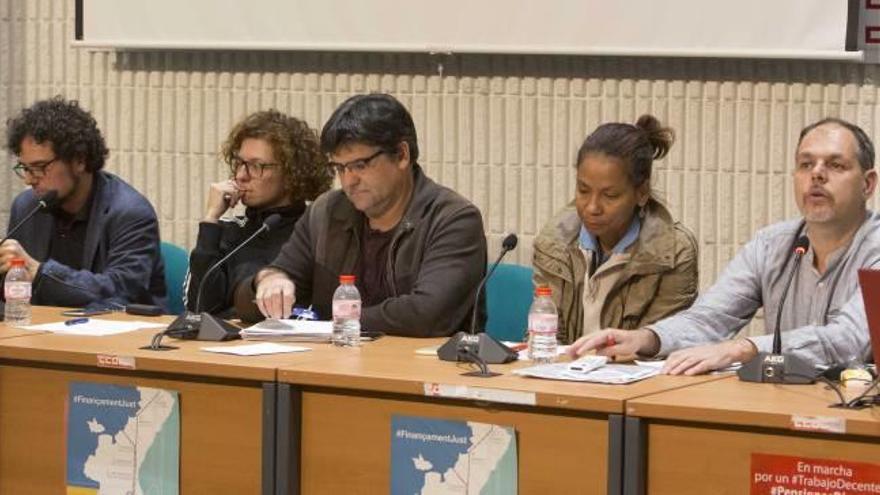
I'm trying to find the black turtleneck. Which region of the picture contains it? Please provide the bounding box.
[184,201,305,317]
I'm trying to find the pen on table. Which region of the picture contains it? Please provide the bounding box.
[65,318,89,326]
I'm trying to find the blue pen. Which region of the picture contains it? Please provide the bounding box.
[65,317,89,326]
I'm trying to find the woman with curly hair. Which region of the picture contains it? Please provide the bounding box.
[184,110,331,317]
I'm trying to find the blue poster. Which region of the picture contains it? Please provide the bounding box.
[67,381,180,494]
[391,415,517,494]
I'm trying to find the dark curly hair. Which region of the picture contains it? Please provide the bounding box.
[6,96,109,172]
[222,110,332,202]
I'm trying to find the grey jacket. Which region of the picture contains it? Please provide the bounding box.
[651,211,880,366]
[236,164,487,337]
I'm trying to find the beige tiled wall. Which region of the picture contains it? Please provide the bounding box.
[3,0,880,310]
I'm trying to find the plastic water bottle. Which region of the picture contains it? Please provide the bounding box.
[528,286,558,363]
[332,274,362,347]
[4,258,32,327]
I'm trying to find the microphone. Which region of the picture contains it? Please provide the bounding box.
[738,235,815,384]
[469,233,517,334]
[0,190,59,321]
[147,214,283,350]
[772,236,809,354]
[0,190,59,246]
[195,213,283,313]
[437,233,519,374]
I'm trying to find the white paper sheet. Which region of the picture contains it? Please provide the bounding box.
[201,342,312,356]
[20,319,166,336]
[513,362,660,384]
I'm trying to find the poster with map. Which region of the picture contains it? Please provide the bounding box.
[66,381,179,495]
[391,415,517,494]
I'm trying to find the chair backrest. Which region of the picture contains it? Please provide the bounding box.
[485,263,534,342]
[160,242,189,315]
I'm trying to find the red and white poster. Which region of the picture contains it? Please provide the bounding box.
[751,453,880,495]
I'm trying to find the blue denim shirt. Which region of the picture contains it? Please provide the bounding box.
[579,216,641,269]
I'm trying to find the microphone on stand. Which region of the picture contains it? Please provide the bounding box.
[438,233,519,376]
[0,190,59,320]
[0,190,59,246]
[146,214,284,350]
[738,235,816,384]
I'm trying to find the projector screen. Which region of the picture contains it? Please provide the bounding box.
[76,0,860,60]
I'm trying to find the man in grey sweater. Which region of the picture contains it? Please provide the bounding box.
[570,117,880,374]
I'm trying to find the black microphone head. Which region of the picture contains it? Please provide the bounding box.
[502,233,518,251]
[38,190,59,208]
[794,235,810,255]
[262,213,283,231]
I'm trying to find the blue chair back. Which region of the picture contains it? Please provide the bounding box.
[160,242,189,315]
[485,263,534,342]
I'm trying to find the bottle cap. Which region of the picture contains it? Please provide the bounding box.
[339,274,356,284]
[535,286,552,297]
[10,258,25,267]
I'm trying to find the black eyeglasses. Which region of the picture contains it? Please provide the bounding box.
[229,156,280,178]
[328,149,386,175]
[12,157,59,179]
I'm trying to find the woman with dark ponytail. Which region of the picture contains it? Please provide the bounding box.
[533,115,699,345]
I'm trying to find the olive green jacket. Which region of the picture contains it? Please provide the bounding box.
[532,200,699,344]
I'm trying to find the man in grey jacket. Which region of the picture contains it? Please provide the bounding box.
[237,94,487,337]
[571,117,880,374]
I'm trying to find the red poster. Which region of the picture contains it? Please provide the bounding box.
[751,453,880,494]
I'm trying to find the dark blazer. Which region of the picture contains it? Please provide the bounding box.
[7,171,167,310]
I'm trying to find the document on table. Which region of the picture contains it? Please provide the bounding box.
[20,319,166,336]
[201,342,311,356]
[513,360,660,384]
[240,319,333,341]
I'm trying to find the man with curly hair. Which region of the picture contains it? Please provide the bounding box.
[184,110,331,317]
[1,96,166,309]
[238,94,488,337]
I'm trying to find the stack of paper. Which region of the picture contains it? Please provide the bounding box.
[240,319,333,342]
[513,361,660,384]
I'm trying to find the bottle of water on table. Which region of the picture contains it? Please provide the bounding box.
[4,258,32,327]
[332,274,361,347]
[527,286,558,363]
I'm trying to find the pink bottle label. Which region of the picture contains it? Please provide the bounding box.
[333,300,361,319]
[4,281,30,300]
[528,313,557,334]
